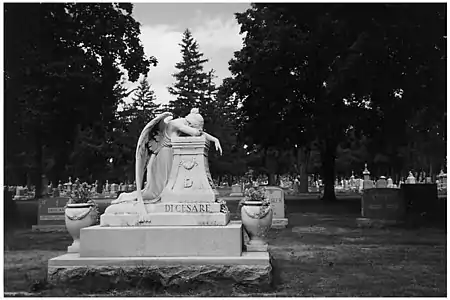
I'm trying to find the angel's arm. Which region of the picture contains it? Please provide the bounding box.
[203,132,218,143]
[203,132,222,155]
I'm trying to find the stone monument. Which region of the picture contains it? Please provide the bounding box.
[438,169,447,190]
[376,176,387,188]
[387,177,394,188]
[362,163,374,189]
[230,184,244,197]
[48,109,272,292]
[406,171,416,184]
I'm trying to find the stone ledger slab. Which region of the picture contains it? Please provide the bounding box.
[100,212,230,227]
[270,218,289,229]
[48,252,272,292]
[356,217,402,228]
[80,222,242,257]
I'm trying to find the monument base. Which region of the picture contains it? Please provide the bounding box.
[245,242,268,252]
[80,222,242,257]
[271,218,288,229]
[32,225,67,232]
[229,193,243,197]
[47,252,273,292]
[100,212,230,227]
[356,217,403,228]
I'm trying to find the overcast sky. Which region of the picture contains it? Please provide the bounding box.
[123,3,250,105]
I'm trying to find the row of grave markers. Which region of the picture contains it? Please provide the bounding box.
[31,184,289,231]
[13,178,139,201]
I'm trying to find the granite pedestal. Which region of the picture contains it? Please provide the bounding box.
[48,221,272,291]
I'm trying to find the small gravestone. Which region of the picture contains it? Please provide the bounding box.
[376,176,388,188]
[230,184,243,197]
[13,186,29,200]
[362,164,374,189]
[438,170,447,190]
[110,183,118,196]
[359,178,364,192]
[343,180,349,190]
[265,186,288,228]
[406,171,416,184]
[387,177,394,188]
[349,171,356,190]
[104,180,110,194]
[127,183,133,192]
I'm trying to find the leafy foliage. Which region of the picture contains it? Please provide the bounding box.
[229,3,446,199]
[67,182,93,204]
[4,3,154,193]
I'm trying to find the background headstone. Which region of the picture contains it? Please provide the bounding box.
[362,164,374,190]
[360,188,405,222]
[35,197,69,229]
[387,177,394,188]
[376,176,388,188]
[265,186,288,228]
[407,172,416,184]
[230,184,243,196]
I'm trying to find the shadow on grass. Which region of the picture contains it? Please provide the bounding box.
[4,197,447,296]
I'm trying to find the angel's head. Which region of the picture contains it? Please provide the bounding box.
[185,108,204,130]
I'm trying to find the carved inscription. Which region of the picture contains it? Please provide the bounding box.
[40,215,65,220]
[184,178,193,188]
[165,203,211,213]
[271,197,282,203]
[369,204,382,210]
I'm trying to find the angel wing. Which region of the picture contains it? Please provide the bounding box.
[135,112,173,204]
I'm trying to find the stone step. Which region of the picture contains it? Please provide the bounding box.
[80,221,242,257]
[48,251,272,292]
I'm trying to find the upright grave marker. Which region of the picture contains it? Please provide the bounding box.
[32,197,70,231]
[357,188,405,227]
[375,176,388,188]
[32,196,112,232]
[265,186,288,228]
[229,184,244,197]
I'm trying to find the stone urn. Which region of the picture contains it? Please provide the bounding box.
[240,200,273,252]
[65,201,99,253]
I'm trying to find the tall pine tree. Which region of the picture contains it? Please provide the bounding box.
[168,29,209,117]
[131,75,160,121]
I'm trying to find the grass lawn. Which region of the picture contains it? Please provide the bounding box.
[4,199,447,296]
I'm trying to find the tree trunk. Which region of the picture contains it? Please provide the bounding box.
[321,139,337,202]
[227,176,232,187]
[263,147,276,186]
[298,147,309,193]
[33,133,43,199]
[268,173,276,186]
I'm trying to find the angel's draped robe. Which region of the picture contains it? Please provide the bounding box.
[141,130,173,201]
[113,129,173,204]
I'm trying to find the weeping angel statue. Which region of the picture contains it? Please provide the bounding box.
[109,108,222,214]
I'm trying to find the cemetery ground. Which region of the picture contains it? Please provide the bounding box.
[5,197,446,297]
